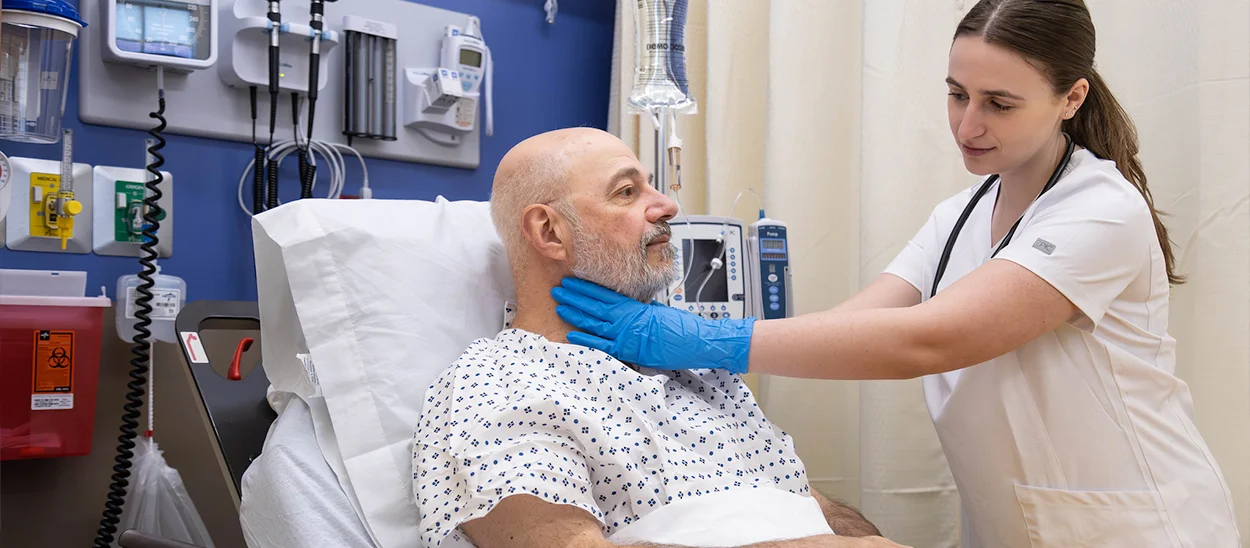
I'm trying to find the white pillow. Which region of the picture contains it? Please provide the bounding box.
[252,197,515,548]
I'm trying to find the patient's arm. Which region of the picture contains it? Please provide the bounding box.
[810,490,882,538]
[460,494,908,548]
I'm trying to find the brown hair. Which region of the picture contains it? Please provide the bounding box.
[956,0,1184,284]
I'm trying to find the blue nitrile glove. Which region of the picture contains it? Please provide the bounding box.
[551,277,755,374]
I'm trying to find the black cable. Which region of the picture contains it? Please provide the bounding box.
[266,0,281,143]
[254,148,267,213]
[293,92,313,199]
[264,0,281,210]
[266,151,280,210]
[305,0,323,138]
[302,0,325,200]
[265,89,280,210]
[299,150,313,199]
[267,91,279,148]
[93,86,166,548]
[250,86,265,214]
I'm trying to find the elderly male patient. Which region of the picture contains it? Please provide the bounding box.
[412,128,904,548]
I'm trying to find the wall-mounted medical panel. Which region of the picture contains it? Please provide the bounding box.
[91,166,174,258]
[4,158,94,254]
[76,0,483,169]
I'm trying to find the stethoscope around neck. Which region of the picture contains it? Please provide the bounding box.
[930,133,1077,298]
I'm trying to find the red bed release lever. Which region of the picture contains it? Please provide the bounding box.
[229,338,254,381]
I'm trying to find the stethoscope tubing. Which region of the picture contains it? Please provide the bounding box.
[930,134,1077,298]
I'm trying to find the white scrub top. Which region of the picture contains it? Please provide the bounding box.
[884,149,1241,548]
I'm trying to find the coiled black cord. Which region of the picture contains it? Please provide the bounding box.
[93,87,166,548]
[293,92,314,199]
[254,146,267,213]
[299,152,315,199]
[251,86,265,213]
[266,154,280,210]
[265,91,280,211]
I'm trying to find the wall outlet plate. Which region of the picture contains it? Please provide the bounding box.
[4,158,94,254]
[92,166,174,258]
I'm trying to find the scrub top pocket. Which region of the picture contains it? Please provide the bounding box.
[1013,483,1180,548]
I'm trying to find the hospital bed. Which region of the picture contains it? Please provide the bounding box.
[168,299,379,547]
[158,198,826,548]
[129,198,511,548]
[112,297,376,547]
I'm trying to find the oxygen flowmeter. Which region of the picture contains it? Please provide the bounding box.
[49,131,83,250]
[14,130,86,251]
[3,146,93,254]
[747,216,793,320]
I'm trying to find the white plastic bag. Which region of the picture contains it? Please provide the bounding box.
[115,438,215,547]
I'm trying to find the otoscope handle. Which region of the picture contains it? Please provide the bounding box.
[307,0,324,101]
[267,2,281,94]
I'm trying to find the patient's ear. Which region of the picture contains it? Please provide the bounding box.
[520,204,570,262]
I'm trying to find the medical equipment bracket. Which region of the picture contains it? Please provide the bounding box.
[76,0,483,169]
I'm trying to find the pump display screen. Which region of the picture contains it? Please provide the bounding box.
[114,0,212,60]
[683,239,729,302]
[460,48,483,68]
[761,238,785,251]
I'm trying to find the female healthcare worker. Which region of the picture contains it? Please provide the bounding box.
[551,0,1241,546]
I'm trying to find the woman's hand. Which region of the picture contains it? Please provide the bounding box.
[551,277,755,373]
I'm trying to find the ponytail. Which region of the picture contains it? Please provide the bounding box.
[1064,71,1184,285]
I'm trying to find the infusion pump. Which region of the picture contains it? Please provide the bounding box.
[663,216,748,320]
[662,215,793,321]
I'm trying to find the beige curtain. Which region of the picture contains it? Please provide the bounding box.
[610,1,1250,546]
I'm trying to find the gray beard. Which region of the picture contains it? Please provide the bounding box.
[561,208,679,302]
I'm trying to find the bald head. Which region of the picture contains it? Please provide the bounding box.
[489,127,678,306]
[490,127,632,266]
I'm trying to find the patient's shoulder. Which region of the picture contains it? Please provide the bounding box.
[442,328,545,373]
[430,328,630,411]
[430,328,571,398]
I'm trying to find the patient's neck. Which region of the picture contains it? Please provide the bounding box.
[510,268,573,344]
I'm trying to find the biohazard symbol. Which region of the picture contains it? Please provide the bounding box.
[48,348,71,368]
[33,330,74,393]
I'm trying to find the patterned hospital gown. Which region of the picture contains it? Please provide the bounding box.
[412,328,812,547]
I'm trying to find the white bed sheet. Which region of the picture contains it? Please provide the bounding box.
[239,395,377,548]
[236,393,834,548]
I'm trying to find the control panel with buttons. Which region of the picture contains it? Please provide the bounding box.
[748,218,793,320]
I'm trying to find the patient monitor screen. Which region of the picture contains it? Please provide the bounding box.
[683,239,729,302]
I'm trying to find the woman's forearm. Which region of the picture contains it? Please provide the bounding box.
[742,260,1079,380]
[746,307,947,380]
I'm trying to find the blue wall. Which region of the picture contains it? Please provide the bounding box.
[1,0,616,302]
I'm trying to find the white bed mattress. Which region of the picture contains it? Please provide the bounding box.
[238,394,377,548]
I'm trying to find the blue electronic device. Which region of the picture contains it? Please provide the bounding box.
[748,217,793,320]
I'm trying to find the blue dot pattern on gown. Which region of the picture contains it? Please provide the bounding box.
[411,328,811,547]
